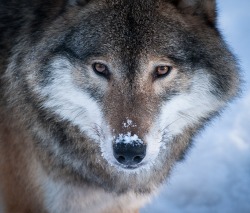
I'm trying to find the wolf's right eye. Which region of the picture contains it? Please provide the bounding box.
[153,65,172,79]
[92,63,110,79]
[154,65,172,79]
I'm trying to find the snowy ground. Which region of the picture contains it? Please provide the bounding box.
[142,1,250,212]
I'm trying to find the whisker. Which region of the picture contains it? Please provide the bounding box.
[178,112,196,122]
[160,117,182,133]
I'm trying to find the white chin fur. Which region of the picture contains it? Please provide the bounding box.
[34,58,223,172]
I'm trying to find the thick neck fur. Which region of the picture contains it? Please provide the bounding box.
[0,112,147,213]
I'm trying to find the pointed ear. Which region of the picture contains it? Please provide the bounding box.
[169,0,217,26]
[68,0,91,6]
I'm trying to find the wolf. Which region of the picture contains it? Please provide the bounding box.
[0,0,240,212]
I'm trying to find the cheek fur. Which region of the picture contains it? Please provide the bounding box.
[34,58,110,142]
[144,70,224,157]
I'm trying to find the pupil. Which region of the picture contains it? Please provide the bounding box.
[96,64,105,72]
[159,66,167,73]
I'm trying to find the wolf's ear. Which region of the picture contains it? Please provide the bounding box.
[169,0,217,26]
[68,0,91,6]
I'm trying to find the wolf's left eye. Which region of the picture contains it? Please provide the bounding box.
[154,65,172,79]
[92,63,110,79]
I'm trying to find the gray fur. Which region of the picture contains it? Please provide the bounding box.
[0,0,240,212]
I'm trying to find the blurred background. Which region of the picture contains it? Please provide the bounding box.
[142,1,250,212]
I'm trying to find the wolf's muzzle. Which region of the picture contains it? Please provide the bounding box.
[113,140,146,167]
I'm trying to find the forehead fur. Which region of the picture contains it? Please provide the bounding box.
[66,0,214,65]
[25,0,238,102]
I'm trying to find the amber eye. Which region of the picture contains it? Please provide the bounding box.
[92,63,110,79]
[154,65,172,79]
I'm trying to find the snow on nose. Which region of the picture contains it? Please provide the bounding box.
[113,132,146,167]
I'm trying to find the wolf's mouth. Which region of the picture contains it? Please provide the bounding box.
[114,161,146,170]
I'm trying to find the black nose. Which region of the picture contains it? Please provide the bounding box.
[113,141,146,166]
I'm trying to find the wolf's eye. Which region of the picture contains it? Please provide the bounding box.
[92,63,110,79]
[154,65,172,79]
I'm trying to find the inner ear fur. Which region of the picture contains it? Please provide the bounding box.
[169,0,217,26]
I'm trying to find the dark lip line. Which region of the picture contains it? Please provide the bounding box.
[114,162,146,170]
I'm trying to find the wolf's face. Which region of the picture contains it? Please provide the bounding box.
[6,0,239,194]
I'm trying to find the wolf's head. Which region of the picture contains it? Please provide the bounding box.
[5,0,239,194]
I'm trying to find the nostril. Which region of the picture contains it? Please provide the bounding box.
[117,155,126,164]
[133,156,143,164]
